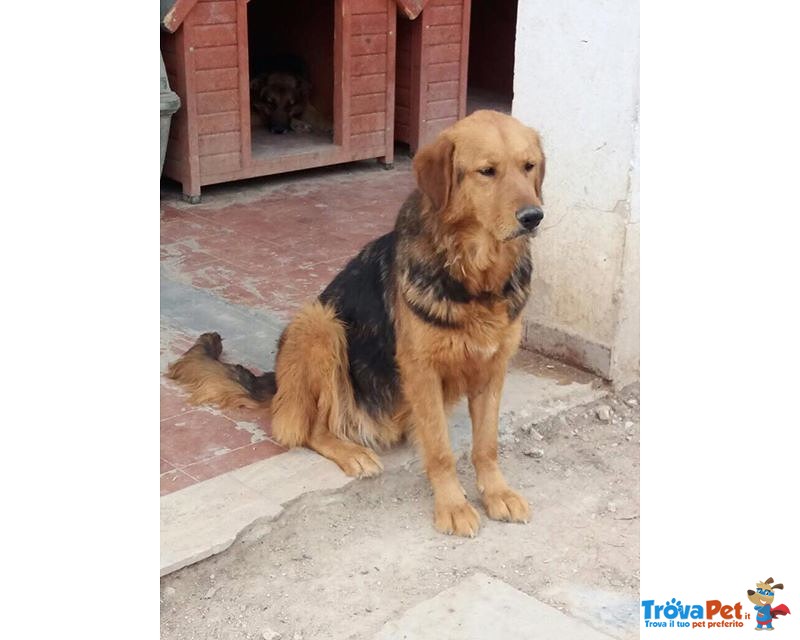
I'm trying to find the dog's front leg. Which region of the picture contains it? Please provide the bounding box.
[468,357,531,524]
[404,367,481,537]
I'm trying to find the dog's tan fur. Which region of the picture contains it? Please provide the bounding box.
[168,110,546,536]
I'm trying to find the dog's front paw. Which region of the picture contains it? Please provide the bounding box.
[482,488,530,523]
[336,446,384,479]
[434,499,481,537]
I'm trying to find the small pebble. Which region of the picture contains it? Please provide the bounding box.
[261,629,281,640]
[524,448,544,459]
[596,405,612,422]
[202,586,219,599]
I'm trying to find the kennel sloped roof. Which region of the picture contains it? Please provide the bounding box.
[160,0,199,33]
[161,0,432,32]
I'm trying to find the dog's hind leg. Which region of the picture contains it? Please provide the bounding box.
[271,301,383,478]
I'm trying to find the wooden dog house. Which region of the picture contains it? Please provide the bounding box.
[394,0,471,153]
[161,0,397,202]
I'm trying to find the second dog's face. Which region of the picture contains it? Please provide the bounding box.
[251,72,310,134]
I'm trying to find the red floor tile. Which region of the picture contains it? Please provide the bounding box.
[218,405,274,438]
[161,469,196,496]
[161,207,233,243]
[181,439,286,483]
[167,254,307,316]
[161,409,256,468]
[160,381,195,421]
[160,240,222,281]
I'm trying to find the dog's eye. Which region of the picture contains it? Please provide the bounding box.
[478,167,496,177]
[524,162,535,172]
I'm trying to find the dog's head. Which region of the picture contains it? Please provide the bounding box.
[413,110,546,243]
[747,578,784,606]
[250,72,310,134]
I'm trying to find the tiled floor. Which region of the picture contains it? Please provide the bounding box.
[160,156,417,495]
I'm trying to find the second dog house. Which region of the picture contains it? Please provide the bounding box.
[161,0,397,202]
[395,0,471,153]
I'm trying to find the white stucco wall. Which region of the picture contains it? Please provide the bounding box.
[512,0,639,381]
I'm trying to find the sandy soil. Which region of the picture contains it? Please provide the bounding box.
[161,385,640,640]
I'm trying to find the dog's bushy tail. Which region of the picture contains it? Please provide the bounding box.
[166,332,276,410]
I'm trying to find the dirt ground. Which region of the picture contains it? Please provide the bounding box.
[161,385,640,640]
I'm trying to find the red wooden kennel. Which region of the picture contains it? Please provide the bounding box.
[161,0,397,202]
[394,0,471,153]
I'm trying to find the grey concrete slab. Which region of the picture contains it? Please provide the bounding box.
[373,573,616,640]
[161,449,353,576]
[230,448,353,504]
[542,584,640,638]
[160,274,285,370]
[160,474,281,576]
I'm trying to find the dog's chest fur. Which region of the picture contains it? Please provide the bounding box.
[396,252,529,397]
[317,192,532,420]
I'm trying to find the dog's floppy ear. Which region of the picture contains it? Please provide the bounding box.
[414,134,455,213]
[529,128,546,202]
[297,77,311,103]
[250,75,265,101]
[535,152,546,202]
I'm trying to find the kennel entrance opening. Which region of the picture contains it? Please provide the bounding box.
[247,0,335,166]
[245,0,396,178]
[466,0,518,114]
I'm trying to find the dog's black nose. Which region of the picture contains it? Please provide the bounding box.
[516,206,544,231]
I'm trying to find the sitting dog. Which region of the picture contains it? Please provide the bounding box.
[169,110,546,537]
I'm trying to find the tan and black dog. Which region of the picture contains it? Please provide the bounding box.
[249,55,329,135]
[250,70,311,134]
[168,110,546,537]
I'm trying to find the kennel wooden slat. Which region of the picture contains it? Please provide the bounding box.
[194,45,238,70]
[161,0,396,202]
[394,0,470,153]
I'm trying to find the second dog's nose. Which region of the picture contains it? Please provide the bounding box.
[516,206,544,230]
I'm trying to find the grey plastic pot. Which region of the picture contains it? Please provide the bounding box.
[160,53,181,174]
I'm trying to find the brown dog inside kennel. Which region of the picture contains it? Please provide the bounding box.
[247,0,335,159]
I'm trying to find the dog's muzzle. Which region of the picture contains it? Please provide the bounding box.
[516,205,544,232]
